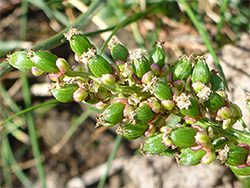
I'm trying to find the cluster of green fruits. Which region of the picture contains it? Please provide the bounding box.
[7,27,250,176]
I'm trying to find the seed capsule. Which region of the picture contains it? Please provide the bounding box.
[102,102,126,125]
[209,71,225,91]
[191,59,210,84]
[117,123,149,140]
[64,27,92,56]
[142,133,168,155]
[29,51,59,73]
[170,127,198,148]
[134,104,155,124]
[173,59,192,81]
[88,55,114,77]
[229,166,250,176]
[130,49,151,79]
[109,42,129,62]
[149,41,166,69]
[152,81,173,100]
[179,147,206,166]
[51,84,79,103]
[226,146,249,166]
[179,98,200,118]
[7,51,34,72]
[204,92,226,115]
[73,88,88,102]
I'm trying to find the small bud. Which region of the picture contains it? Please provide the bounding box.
[48,72,64,81]
[56,58,70,74]
[217,107,231,120]
[173,58,192,81]
[100,74,116,85]
[191,59,210,84]
[170,127,198,148]
[64,27,92,56]
[29,50,60,73]
[245,92,250,113]
[51,84,79,103]
[142,133,168,155]
[141,71,154,84]
[149,41,166,69]
[195,131,209,146]
[134,104,155,124]
[179,147,206,166]
[173,79,185,91]
[73,88,88,102]
[160,64,169,77]
[200,151,215,164]
[130,49,151,79]
[162,133,175,148]
[95,101,108,110]
[144,123,156,137]
[7,51,34,72]
[152,81,173,100]
[117,123,149,140]
[161,100,175,111]
[192,80,205,93]
[148,98,161,113]
[184,116,199,124]
[150,63,161,75]
[101,102,126,126]
[108,37,129,62]
[31,67,44,76]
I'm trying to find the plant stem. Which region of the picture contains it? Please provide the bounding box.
[196,118,250,145]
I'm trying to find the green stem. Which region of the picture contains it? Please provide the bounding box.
[196,118,250,145]
[20,72,47,188]
[0,100,59,127]
[97,136,123,188]
[0,0,106,78]
[239,118,250,133]
[178,0,228,90]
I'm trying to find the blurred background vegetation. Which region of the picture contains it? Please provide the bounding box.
[0,0,249,187]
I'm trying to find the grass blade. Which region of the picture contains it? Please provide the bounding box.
[178,0,228,90]
[20,72,47,187]
[97,135,123,188]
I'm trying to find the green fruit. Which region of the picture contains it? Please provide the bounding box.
[191,59,210,84]
[226,146,249,166]
[173,59,192,81]
[110,43,129,62]
[209,71,225,91]
[229,165,250,176]
[143,133,168,154]
[170,127,197,148]
[51,84,78,103]
[179,147,206,166]
[119,123,149,140]
[134,104,155,124]
[149,42,165,69]
[152,81,173,100]
[88,55,113,77]
[180,98,200,118]
[8,51,34,72]
[204,92,226,114]
[69,34,92,57]
[132,58,151,79]
[102,103,126,125]
[30,51,59,73]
